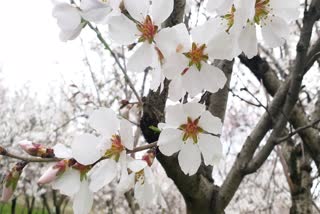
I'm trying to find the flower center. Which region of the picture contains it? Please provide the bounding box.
[183,43,208,71]
[223,5,236,33]
[135,170,145,184]
[179,117,203,144]
[254,0,271,24]
[72,162,91,181]
[137,15,158,44]
[104,135,124,161]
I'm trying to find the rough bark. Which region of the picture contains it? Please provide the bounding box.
[139,0,320,213]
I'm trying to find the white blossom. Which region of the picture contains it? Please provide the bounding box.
[107,0,174,90]
[156,23,227,101]
[158,103,223,175]
[71,108,134,192]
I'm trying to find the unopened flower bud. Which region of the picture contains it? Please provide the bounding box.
[18,140,54,158]
[1,161,27,202]
[1,186,13,202]
[38,160,68,185]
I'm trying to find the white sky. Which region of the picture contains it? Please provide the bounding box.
[0,0,87,99]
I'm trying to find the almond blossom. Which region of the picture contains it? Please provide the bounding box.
[118,152,161,207]
[71,108,134,192]
[155,23,227,101]
[107,0,174,90]
[158,103,223,175]
[38,144,94,214]
[207,0,300,58]
[52,0,120,41]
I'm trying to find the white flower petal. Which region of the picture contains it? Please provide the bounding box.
[162,53,189,80]
[59,23,84,42]
[81,8,112,23]
[53,143,73,159]
[181,66,204,97]
[127,42,158,73]
[206,0,234,15]
[120,119,134,150]
[73,180,94,214]
[89,108,120,137]
[149,64,164,91]
[53,3,81,31]
[150,0,174,25]
[191,19,221,45]
[261,17,290,48]
[200,63,227,94]
[199,111,223,134]
[88,159,117,192]
[182,102,206,120]
[72,134,102,165]
[158,129,183,156]
[128,160,147,172]
[134,179,155,207]
[178,140,201,175]
[198,133,222,166]
[235,0,256,22]
[165,104,187,127]
[206,27,241,60]
[270,0,300,22]
[168,77,187,102]
[118,173,135,193]
[124,0,149,22]
[154,23,191,58]
[107,14,139,45]
[238,24,258,59]
[52,169,81,197]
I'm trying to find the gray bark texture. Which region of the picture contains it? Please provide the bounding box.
[139,0,320,213]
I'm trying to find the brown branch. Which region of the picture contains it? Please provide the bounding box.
[215,1,320,212]
[0,147,62,163]
[126,142,157,154]
[276,118,320,143]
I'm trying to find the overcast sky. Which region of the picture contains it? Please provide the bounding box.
[0,0,88,98]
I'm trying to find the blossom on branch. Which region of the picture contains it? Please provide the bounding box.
[107,0,174,90]
[52,0,120,41]
[155,23,227,101]
[206,0,300,58]
[118,151,162,207]
[158,103,223,175]
[71,108,134,192]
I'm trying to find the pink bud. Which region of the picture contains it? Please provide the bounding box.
[18,140,37,155]
[37,167,60,185]
[1,186,13,202]
[38,160,68,185]
[18,140,54,158]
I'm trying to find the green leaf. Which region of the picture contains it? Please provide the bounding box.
[149,126,161,133]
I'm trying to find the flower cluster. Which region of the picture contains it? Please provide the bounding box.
[35,108,164,213]
[206,0,300,58]
[0,0,300,213]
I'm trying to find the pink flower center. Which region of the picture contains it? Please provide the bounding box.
[137,15,158,44]
[254,0,271,24]
[223,5,236,33]
[179,117,203,144]
[105,135,124,161]
[183,43,208,71]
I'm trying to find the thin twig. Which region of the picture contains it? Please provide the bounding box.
[0,142,158,163]
[87,22,142,104]
[276,118,320,143]
[127,142,157,154]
